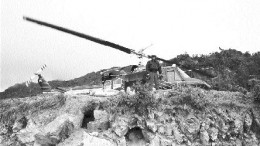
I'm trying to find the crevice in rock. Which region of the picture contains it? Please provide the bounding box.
[20,116,28,129]
[125,127,146,146]
[81,109,95,129]
[59,121,74,142]
[251,110,260,139]
[12,116,28,133]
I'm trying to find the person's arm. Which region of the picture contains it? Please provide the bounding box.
[158,66,162,74]
[38,76,41,83]
[157,61,162,74]
[146,61,150,72]
[37,74,42,82]
[38,74,46,83]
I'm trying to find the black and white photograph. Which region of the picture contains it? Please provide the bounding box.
[1,0,260,145]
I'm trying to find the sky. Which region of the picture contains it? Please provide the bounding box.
[1,0,260,92]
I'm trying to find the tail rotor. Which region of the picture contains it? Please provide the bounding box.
[25,64,47,87]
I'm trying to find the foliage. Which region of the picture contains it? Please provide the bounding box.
[171,49,260,92]
[165,87,210,110]
[106,81,158,117]
[0,82,42,100]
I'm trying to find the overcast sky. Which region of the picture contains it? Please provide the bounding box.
[1,0,260,91]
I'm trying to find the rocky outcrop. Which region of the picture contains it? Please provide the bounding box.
[0,87,259,146]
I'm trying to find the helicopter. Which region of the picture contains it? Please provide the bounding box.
[23,16,214,91]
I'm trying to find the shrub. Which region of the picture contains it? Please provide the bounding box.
[107,81,158,117]
[167,87,210,110]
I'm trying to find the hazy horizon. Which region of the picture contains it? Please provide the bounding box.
[1,0,260,92]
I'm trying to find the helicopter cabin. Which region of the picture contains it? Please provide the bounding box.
[162,65,189,83]
[103,64,211,90]
[161,65,211,88]
[104,78,123,90]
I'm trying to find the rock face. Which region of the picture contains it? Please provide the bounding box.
[0,87,260,146]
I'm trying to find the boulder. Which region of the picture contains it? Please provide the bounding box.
[235,139,243,146]
[0,125,8,135]
[58,129,116,146]
[94,110,109,122]
[146,120,157,133]
[142,131,155,142]
[0,135,4,144]
[113,125,129,137]
[173,127,184,144]
[42,114,75,135]
[233,119,243,136]
[200,123,209,145]
[184,116,200,134]
[34,134,60,146]
[244,113,252,133]
[117,137,127,146]
[149,134,160,146]
[112,116,130,127]
[112,116,131,137]
[158,114,171,124]
[242,134,259,146]
[165,124,173,136]
[101,129,120,141]
[200,130,209,145]
[16,119,40,143]
[208,127,218,142]
[160,137,173,146]
[154,111,164,120]
[136,118,146,129]
[87,121,110,132]
[177,115,200,142]
[34,120,74,145]
[57,121,74,142]
[126,131,146,146]
[12,116,28,133]
[157,125,165,135]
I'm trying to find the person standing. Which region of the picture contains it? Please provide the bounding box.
[146,55,162,90]
[35,73,52,92]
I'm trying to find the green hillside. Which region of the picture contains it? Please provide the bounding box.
[0,71,103,99]
[171,48,260,91]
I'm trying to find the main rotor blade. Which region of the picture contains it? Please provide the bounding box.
[23,17,215,78]
[23,16,132,54]
[155,57,172,64]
